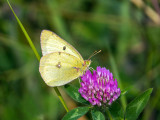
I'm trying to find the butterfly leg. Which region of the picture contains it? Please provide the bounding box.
[89,67,94,71]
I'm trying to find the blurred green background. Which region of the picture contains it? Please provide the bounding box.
[0,0,160,119]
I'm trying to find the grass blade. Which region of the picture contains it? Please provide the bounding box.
[6,0,40,61]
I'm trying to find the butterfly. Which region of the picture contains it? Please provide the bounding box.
[39,30,91,87]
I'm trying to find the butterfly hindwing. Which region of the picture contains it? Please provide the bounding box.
[39,52,84,87]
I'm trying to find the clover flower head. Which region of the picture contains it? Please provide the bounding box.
[79,66,121,106]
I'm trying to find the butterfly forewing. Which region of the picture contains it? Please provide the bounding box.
[39,52,84,87]
[40,30,83,60]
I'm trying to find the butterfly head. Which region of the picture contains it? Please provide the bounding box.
[83,60,91,69]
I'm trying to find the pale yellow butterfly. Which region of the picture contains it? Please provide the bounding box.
[39,30,91,87]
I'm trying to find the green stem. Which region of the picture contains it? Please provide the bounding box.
[109,53,127,109]
[7,0,40,61]
[54,87,69,112]
[106,108,113,120]
[106,41,127,109]
[7,0,69,112]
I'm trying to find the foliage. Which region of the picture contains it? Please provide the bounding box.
[65,84,152,119]
[0,0,159,119]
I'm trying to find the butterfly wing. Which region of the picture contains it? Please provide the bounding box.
[39,52,85,87]
[40,30,83,60]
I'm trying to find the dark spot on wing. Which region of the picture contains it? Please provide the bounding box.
[56,62,61,68]
[58,52,61,55]
[63,46,66,50]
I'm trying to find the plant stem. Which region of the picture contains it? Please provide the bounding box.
[54,87,69,112]
[106,108,113,120]
[7,0,69,112]
[131,0,160,24]
[106,42,127,109]
[6,0,40,61]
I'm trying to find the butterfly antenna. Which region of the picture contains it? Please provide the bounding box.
[88,50,101,60]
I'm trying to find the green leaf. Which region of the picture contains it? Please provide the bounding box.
[91,109,105,120]
[109,102,124,120]
[64,84,89,105]
[125,88,153,120]
[62,106,90,120]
